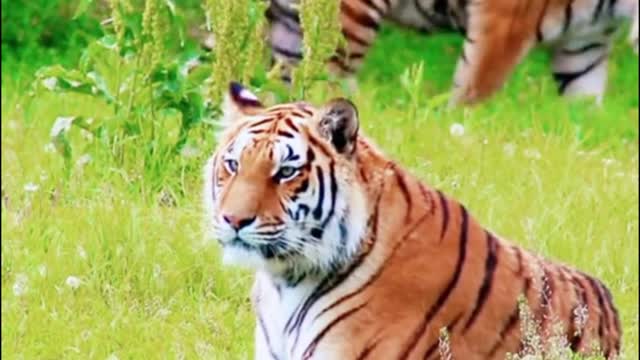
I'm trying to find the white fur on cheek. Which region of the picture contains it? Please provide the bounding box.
[202,154,219,243]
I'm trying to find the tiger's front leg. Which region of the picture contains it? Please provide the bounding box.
[449,1,539,105]
[252,273,286,360]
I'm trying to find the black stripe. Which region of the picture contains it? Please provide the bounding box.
[355,338,381,360]
[609,0,618,16]
[399,205,469,359]
[314,199,430,321]
[341,1,380,30]
[312,166,325,220]
[463,231,499,332]
[286,165,388,352]
[343,27,371,47]
[336,48,366,60]
[258,311,281,360]
[329,55,355,73]
[415,0,447,27]
[267,9,302,34]
[393,165,412,221]
[302,302,368,359]
[272,44,303,60]
[320,162,338,229]
[362,0,385,16]
[284,117,300,132]
[488,277,531,357]
[602,285,621,352]
[593,0,606,23]
[565,269,587,352]
[514,246,524,275]
[561,42,605,55]
[553,54,606,93]
[437,191,449,241]
[563,0,574,33]
[270,0,299,22]
[585,275,612,341]
[434,0,449,15]
[250,117,276,128]
[277,129,295,138]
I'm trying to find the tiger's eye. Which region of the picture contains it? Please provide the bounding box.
[225,159,239,173]
[275,166,298,181]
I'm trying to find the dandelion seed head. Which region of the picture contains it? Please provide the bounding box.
[42,77,58,90]
[50,116,75,137]
[12,273,28,297]
[449,123,465,137]
[44,143,56,153]
[24,182,39,193]
[76,154,92,167]
[503,143,516,157]
[65,275,82,290]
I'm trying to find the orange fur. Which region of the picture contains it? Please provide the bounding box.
[204,84,622,359]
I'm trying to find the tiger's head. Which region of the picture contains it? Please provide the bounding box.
[203,82,368,280]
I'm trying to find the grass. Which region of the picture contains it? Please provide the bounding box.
[2,22,638,359]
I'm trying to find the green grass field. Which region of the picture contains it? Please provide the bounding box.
[2,17,639,360]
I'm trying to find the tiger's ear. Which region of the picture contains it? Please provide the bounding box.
[318,98,359,157]
[221,82,264,126]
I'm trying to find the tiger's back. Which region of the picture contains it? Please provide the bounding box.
[253,151,621,360]
[204,83,622,360]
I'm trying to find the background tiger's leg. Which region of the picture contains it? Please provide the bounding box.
[267,0,304,83]
[450,2,538,105]
[327,0,392,77]
[551,38,611,104]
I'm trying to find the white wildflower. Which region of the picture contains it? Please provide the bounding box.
[69,80,83,88]
[449,123,465,137]
[38,264,47,277]
[106,353,119,360]
[524,148,541,160]
[438,327,452,360]
[77,245,87,260]
[44,142,56,153]
[76,154,92,167]
[81,129,94,142]
[24,182,39,193]
[153,264,162,279]
[42,77,58,90]
[157,308,171,318]
[65,276,82,290]
[602,158,616,166]
[180,145,199,158]
[12,273,28,297]
[503,143,516,157]
[50,116,75,137]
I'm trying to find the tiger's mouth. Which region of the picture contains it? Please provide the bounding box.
[223,236,298,260]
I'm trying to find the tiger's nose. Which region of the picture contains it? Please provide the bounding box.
[223,215,256,231]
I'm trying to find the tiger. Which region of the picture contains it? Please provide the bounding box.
[266,0,639,104]
[203,82,623,359]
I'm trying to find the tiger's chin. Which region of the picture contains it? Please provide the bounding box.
[220,243,300,276]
